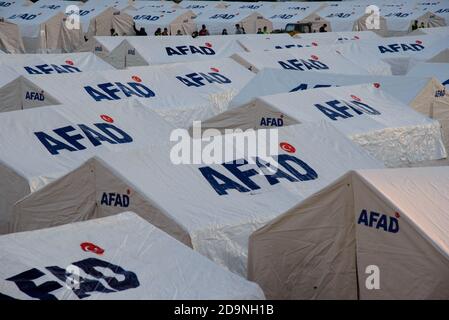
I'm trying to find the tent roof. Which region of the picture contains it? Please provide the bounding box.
[0,99,174,189]
[0,212,264,299]
[230,69,436,108]
[355,166,449,258]
[407,62,449,85]
[0,52,115,75]
[24,58,254,127]
[231,46,371,74]
[88,121,383,274]
[254,83,438,137]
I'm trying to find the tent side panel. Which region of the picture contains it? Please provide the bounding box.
[353,175,449,299]
[11,160,97,233]
[0,163,29,234]
[0,78,23,112]
[248,174,357,299]
[93,159,193,247]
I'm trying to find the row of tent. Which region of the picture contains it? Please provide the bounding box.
[1,0,449,53]
[0,22,449,299]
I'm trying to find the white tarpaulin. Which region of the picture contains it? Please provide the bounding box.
[0,52,115,75]
[0,212,265,300]
[106,35,247,68]
[249,166,449,299]
[0,99,174,234]
[121,8,196,36]
[263,5,321,31]
[293,30,382,42]
[231,46,376,74]
[408,62,449,87]
[4,5,84,53]
[11,121,383,276]
[382,9,446,34]
[201,83,447,167]
[333,34,449,74]
[194,9,272,35]
[0,19,25,53]
[0,64,59,112]
[23,58,255,127]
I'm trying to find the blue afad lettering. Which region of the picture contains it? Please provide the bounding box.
[100,192,130,207]
[357,209,399,233]
[176,72,231,87]
[278,59,329,71]
[290,83,333,92]
[314,99,381,121]
[34,123,133,155]
[23,64,82,75]
[260,117,283,127]
[0,1,12,8]
[199,154,318,196]
[133,14,160,21]
[378,43,425,54]
[5,258,140,300]
[443,79,449,87]
[25,91,45,101]
[166,45,215,56]
[210,13,235,19]
[84,82,156,102]
[8,13,37,20]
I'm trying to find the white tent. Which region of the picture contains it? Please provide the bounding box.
[194,9,272,35]
[235,34,321,52]
[262,5,321,31]
[11,121,383,275]
[117,8,197,36]
[301,3,387,33]
[178,0,226,13]
[0,212,265,300]
[200,83,447,167]
[4,4,84,53]
[431,2,449,24]
[23,58,255,127]
[105,34,247,68]
[0,99,174,234]
[333,34,449,74]
[0,19,25,53]
[408,62,449,87]
[293,30,383,42]
[77,35,128,61]
[75,0,134,38]
[382,8,446,35]
[229,69,449,150]
[0,52,115,75]
[231,46,375,74]
[0,64,56,112]
[248,166,449,299]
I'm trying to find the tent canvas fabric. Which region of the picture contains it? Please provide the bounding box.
[22,58,255,128]
[229,69,449,150]
[77,35,128,60]
[0,99,174,234]
[0,212,265,300]
[301,3,387,33]
[332,34,449,75]
[231,46,375,74]
[11,121,384,276]
[248,166,449,299]
[0,64,59,112]
[106,35,247,68]
[0,19,25,53]
[0,52,115,75]
[119,8,197,36]
[200,83,447,167]
[194,9,273,35]
[407,62,449,87]
[5,5,84,53]
[383,9,447,35]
